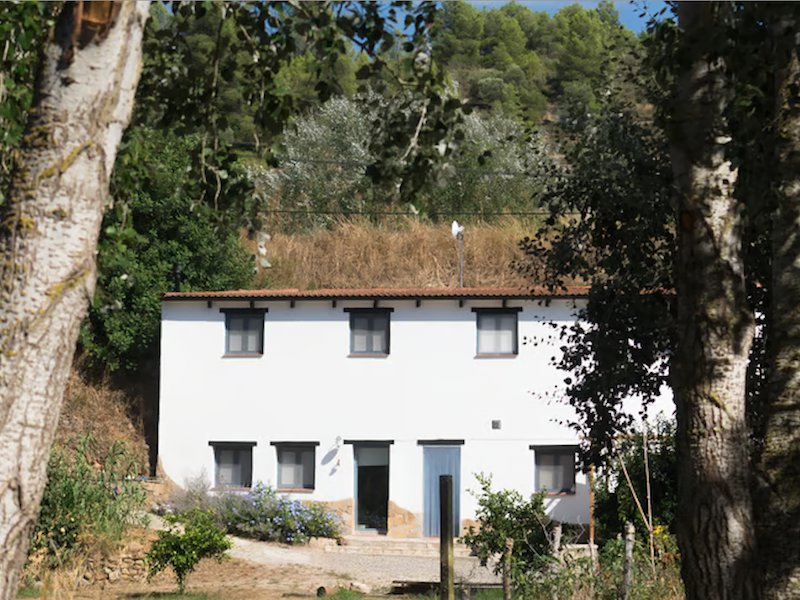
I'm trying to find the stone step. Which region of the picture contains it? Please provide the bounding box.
[327,537,474,558]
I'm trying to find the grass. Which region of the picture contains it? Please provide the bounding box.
[252,217,543,290]
[16,587,40,598]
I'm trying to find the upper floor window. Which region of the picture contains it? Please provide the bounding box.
[533,446,576,494]
[346,308,392,356]
[474,308,520,356]
[222,309,266,356]
[210,441,255,488]
[272,442,318,491]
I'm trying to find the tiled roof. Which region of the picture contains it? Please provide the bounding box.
[162,286,590,301]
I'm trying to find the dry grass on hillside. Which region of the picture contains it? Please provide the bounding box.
[256,218,540,290]
[58,372,149,471]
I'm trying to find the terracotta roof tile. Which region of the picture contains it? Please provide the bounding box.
[162,286,591,301]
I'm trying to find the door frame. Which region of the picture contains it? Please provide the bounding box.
[349,441,392,533]
[420,440,463,537]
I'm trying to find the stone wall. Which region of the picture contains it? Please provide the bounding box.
[387,501,421,538]
[81,541,148,585]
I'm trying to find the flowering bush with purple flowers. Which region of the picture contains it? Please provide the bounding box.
[214,483,341,544]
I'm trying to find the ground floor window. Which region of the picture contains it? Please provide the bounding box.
[273,442,318,491]
[532,445,577,494]
[210,441,255,488]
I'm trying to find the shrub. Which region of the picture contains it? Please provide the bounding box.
[589,526,682,600]
[511,526,683,600]
[594,417,678,544]
[214,483,341,544]
[460,474,552,582]
[80,127,253,373]
[29,436,147,567]
[147,509,232,594]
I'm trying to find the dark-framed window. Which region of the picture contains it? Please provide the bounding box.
[532,445,576,494]
[272,442,319,491]
[221,308,266,355]
[473,308,520,356]
[209,441,255,488]
[345,308,392,356]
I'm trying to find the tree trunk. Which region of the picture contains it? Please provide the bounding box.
[670,3,756,599]
[757,8,800,598]
[0,2,149,597]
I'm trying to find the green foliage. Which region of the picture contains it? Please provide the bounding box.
[429,112,551,218]
[459,449,680,600]
[146,509,232,595]
[0,2,54,203]
[260,97,550,228]
[80,128,253,371]
[30,437,147,566]
[460,474,552,581]
[511,535,682,600]
[259,96,375,231]
[433,1,640,124]
[136,2,257,144]
[595,418,678,543]
[589,532,682,600]
[519,103,675,468]
[214,483,341,544]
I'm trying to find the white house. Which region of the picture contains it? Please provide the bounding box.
[158,286,671,538]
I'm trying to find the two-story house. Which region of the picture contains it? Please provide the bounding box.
[158,286,672,538]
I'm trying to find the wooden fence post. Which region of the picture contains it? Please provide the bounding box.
[440,475,455,600]
[621,521,635,599]
[503,537,513,600]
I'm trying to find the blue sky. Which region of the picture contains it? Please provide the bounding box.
[469,1,670,33]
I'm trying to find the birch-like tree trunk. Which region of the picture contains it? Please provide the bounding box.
[758,9,800,598]
[670,3,756,598]
[0,2,149,597]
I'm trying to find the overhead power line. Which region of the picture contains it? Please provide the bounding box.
[262,208,581,216]
[231,142,550,178]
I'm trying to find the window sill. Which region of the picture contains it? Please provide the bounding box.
[348,353,389,358]
[211,486,252,492]
[475,353,517,359]
[542,491,576,497]
[277,488,315,494]
[222,353,263,358]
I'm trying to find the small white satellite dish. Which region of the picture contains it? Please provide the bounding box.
[451,221,465,288]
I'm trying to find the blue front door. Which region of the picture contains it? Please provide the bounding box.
[423,446,461,537]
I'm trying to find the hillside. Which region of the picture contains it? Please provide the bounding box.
[256,218,537,290]
[57,372,150,473]
[49,0,641,465]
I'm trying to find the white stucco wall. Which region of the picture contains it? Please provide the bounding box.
[158,297,673,534]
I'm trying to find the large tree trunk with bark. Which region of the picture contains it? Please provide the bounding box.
[670,3,756,598]
[0,2,148,597]
[757,8,800,598]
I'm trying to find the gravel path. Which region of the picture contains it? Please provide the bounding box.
[229,537,501,590]
[149,513,499,592]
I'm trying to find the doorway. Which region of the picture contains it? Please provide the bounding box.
[423,445,461,537]
[354,444,390,532]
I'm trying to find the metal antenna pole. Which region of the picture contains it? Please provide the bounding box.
[458,233,464,288]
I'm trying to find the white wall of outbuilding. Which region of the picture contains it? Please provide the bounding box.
[158,297,673,533]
